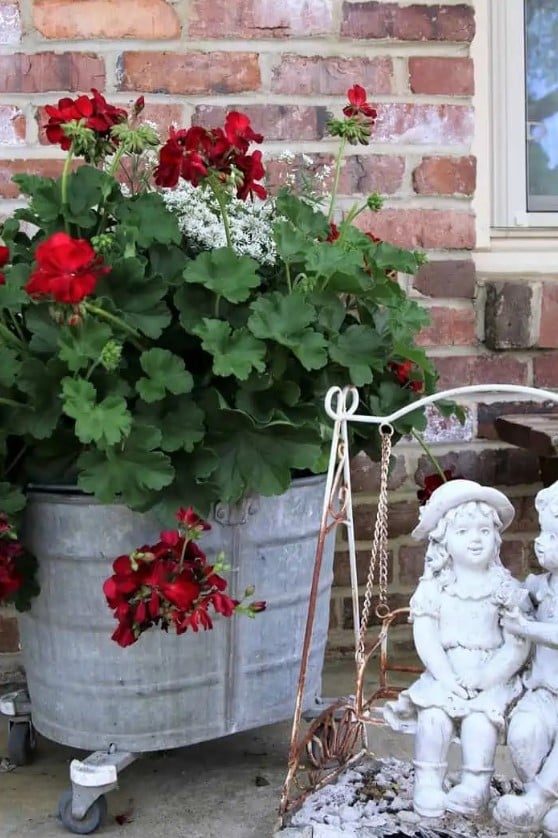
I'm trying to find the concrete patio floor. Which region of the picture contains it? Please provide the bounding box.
[0,659,516,838]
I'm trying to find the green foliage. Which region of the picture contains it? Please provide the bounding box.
[0,98,454,611]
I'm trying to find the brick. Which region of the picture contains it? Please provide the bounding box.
[399,544,426,586]
[534,354,558,388]
[271,55,393,95]
[484,281,537,350]
[193,104,329,141]
[500,541,527,577]
[0,105,25,144]
[0,613,19,653]
[119,52,261,95]
[409,57,474,96]
[342,592,411,630]
[356,209,475,250]
[414,260,476,298]
[0,2,20,45]
[0,53,104,93]
[508,496,539,535]
[341,3,475,42]
[434,357,529,393]
[350,452,407,494]
[0,159,71,197]
[477,401,558,441]
[413,156,476,196]
[264,153,334,194]
[33,0,180,39]
[340,154,405,195]
[373,103,473,146]
[416,306,476,347]
[415,448,540,489]
[334,549,394,587]
[354,500,419,541]
[189,0,333,38]
[539,283,558,349]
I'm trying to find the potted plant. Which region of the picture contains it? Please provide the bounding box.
[0,85,441,761]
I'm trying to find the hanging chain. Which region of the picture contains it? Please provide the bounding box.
[357,426,393,662]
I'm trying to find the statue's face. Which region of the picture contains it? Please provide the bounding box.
[535,530,558,571]
[445,508,497,571]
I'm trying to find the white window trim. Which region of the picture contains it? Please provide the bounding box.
[490,0,558,230]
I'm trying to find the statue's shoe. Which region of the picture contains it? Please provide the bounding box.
[493,787,554,833]
[542,803,558,838]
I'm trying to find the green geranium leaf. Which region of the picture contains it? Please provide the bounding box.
[58,320,113,372]
[16,358,64,439]
[114,192,181,247]
[12,175,61,222]
[248,293,327,370]
[274,193,329,239]
[0,263,30,312]
[65,166,117,228]
[174,284,216,334]
[184,248,262,303]
[26,306,61,354]
[0,482,26,516]
[152,450,219,523]
[273,222,310,261]
[329,324,387,385]
[148,243,190,284]
[98,261,171,339]
[0,347,21,387]
[62,377,132,446]
[208,409,322,503]
[77,424,174,509]
[137,348,193,403]
[139,395,205,453]
[193,319,266,380]
[373,241,421,274]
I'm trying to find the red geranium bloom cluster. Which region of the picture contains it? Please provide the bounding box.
[24,232,110,304]
[44,88,128,150]
[103,507,265,647]
[417,469,460,505]
[0,515,24,601]
[343,84,378,121]
[0,245,9,286]
[388,359,424,393]
[154,111,267,200]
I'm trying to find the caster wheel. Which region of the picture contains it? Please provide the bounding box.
[7,722,35,766]
[58,789,108,835]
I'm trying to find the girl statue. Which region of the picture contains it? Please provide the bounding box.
[383,479,531,820]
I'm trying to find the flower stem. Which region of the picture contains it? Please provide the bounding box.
[285,261,292,293]
[327,136,347,222]
[7,311,24,342]
[208,179,233,249]
[83,303,143,349]
[0,396,31,410]
[0,320,24,349]
[411,429,447,481]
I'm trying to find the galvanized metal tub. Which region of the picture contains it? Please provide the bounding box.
[18,476,335,752]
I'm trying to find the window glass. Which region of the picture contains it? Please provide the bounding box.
[526,0,558,211]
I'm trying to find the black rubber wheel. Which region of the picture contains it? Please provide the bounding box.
[58,789,108,835]
[7,722,35,766]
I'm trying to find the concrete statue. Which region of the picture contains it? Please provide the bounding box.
[383,479,531,819]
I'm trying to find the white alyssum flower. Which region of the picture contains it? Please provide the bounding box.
[162,181,278,266]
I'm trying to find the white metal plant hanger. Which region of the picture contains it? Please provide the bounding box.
[279,383,558,820]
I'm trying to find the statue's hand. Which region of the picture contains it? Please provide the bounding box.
[439,676,468,699]
[456,671,483,694]
[502,610,533,638]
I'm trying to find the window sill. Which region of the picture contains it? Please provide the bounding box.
[474,232,558,273]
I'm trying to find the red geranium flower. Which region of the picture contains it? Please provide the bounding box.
[343,84,378,120]
[0,244,9,285]
[44,89,127,150]
[235,149,267,200]
[389,360,424,393]
[326,222,340,242]
[417,469,461,505]
[24,232,109,304]
[176,507,211,531]
[224,111,263,152]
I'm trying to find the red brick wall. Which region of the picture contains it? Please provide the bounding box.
[0,0,549,658]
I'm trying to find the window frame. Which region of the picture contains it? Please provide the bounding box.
[491,0,558,229]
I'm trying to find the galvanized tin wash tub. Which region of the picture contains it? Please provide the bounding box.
[18,476,335,752]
